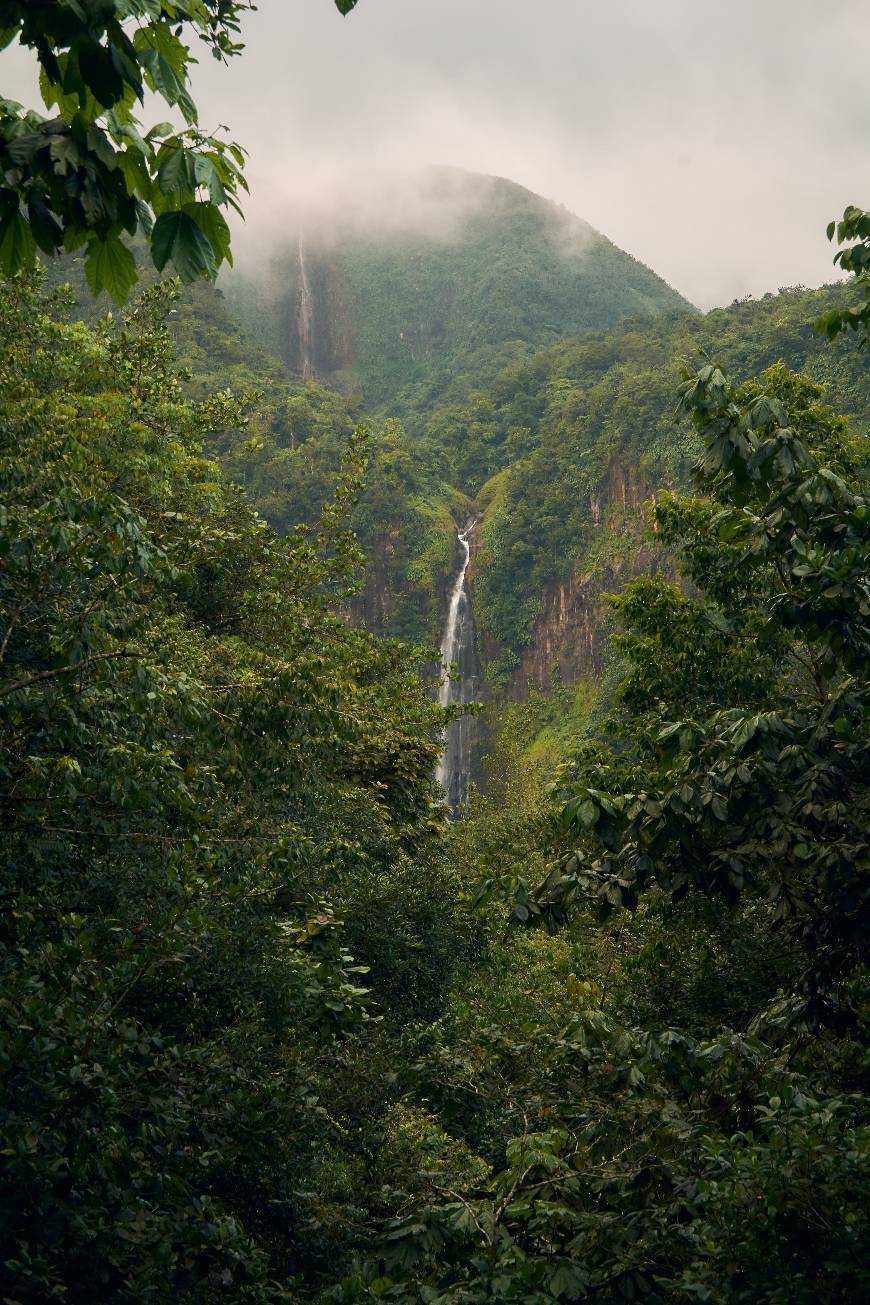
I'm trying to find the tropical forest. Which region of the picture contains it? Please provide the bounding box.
[0,2,867,1302]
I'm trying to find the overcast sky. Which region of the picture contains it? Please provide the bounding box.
[5,0,869,307]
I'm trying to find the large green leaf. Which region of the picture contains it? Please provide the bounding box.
[183,201,231,267]
[334,0,360,12]
[193,154,227,205]
[0,208,36,275]
[117,146,152,199]
[157,145,195,196]
[84,235,138,304]
[151,209,217,281]
[27,197,63,255]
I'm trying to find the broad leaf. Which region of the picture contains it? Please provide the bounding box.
[183,201,231,267]
[157,145,195,196]
[84,235,138,304]
[151,209,217,281]
[117,147,152,199]
[27,197,63,255]
[0,208,36,275]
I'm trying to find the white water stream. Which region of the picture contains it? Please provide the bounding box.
[436,521,478,808]
[296,233,315,380]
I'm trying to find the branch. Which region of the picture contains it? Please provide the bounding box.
[0,650,139,699]
[0,595,29,664]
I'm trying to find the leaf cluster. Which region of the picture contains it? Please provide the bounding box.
[0,272,466,1301]
[527,365,868,1029]
[0,1,360,299]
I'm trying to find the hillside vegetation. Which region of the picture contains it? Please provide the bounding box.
[2,265,867,1304]
[225,171,692,411]
[2,3,868,1298]
[54,245,866,695]
[223,281,868,678]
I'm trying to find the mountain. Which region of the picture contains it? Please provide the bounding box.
[38,206,868,772]
[211,274,868,798]
[225,279,867,657]
[223,169,693,410]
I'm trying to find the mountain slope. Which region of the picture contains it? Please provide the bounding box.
[222,280,867,691]
[224,169,692,410]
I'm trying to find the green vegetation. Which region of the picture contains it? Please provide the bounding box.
[0,0,252,299]
[0,25,867,1288]
[336,357,868,1305]
[2,263,866,1302]
[0,0,359,299]
[330,176,692,412]
[0,273,467,1300]
[226,172,690,411]
[817,204,870,344]
[221,279,869,672]
[424,283,870,667]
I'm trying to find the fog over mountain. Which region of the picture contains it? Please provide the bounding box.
[225,168,693,408]
[158,0,868,307]
[3,0,866,304]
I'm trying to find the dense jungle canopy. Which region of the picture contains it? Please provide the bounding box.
[0,3,868,1303]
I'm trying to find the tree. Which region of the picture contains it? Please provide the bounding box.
[520,363,868,1029]
[816,205,870,345]
[0,0,361,301]
[0,271,455,1301]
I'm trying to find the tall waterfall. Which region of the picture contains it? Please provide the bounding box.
[296,232,315,380]
[436,521,480,811]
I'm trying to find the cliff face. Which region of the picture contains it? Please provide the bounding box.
[350,452,665,707]
[466,456,664,701]
[353,528,403,634]
[511,570,606,696]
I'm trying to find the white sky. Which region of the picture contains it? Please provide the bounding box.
[4,0,868,308]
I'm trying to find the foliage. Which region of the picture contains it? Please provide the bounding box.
[218,280,869,671]
[2,103,868,1300]
[428,284,868,668]
[0,0,356,299]
[226,172,691,412]
[337,1014,868,1305]
[520,365,869,1030]
[317,361,869,1305]
[816,205,870,345]
[0,272,468,1301]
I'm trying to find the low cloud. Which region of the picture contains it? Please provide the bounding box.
[2,0,863,306]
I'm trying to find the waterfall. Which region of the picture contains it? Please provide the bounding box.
[296,232,315,380]
[436,521,480,811]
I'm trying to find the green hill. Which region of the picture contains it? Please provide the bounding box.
[223,169,692,410]
[39,220,868,710]
[224,280,867,679]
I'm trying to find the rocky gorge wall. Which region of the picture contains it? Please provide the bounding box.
[355,454,665,709]
[466,456,665,702]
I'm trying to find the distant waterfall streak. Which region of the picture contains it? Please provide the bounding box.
[436,521,478,810]
[296,232,315,380]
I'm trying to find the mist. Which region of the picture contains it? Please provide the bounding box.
[3,0,867,306]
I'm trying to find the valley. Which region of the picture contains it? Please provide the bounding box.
[194,200,868,799]
[2,9,867,1285]
[5,247,865,1295]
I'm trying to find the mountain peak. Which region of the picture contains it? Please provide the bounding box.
[225,169,693,409]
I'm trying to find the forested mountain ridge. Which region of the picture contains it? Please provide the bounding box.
[222,279,868,691]
[224,169,692,411]
[44,241,867,706]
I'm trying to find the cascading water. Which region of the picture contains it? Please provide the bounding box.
[296,232,315,380]
[436,521,481,811]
